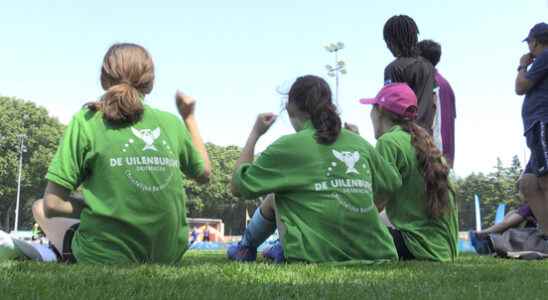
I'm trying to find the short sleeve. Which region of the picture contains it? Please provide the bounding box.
[376,138,407,175]
[46,113,90,190]
[526,51,548,84]
[366,144,402,196]
[178,120,205,179]
[233,142,289,199]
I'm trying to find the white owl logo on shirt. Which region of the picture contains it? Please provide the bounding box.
[332,150,360,175]
[131,127,161,151]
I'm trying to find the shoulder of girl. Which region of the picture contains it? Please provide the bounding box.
[71,107,94,124]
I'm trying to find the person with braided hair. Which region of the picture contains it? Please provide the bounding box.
[358,83,458,261]
[227,75,402,263]
[383,15,437,135]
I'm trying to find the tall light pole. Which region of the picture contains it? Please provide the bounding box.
[324,42,347,107]
[14,133,27,233]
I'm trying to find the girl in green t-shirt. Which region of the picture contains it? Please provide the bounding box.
[31,43,211,264]
[357,83,459,261]
[228,75,401,263]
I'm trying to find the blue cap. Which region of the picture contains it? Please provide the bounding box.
[523,22,548,42]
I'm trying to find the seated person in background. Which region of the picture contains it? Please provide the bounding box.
[227,75,402,263]
[190,227,199,245]
[32,43,211,264]
[355,83,459,261]
[203,226,210,242]
[469,185,537,254]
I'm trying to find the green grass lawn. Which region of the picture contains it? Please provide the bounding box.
[1,251,547,300]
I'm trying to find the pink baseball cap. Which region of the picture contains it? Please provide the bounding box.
[359,83,418,120]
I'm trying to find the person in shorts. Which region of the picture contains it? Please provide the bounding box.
[515,22,548,253]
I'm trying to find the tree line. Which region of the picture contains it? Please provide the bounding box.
[0,96,522,234]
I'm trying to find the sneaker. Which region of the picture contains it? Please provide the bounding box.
[227,241,257,262]
[469,230,492,255]
[262,241,285,263]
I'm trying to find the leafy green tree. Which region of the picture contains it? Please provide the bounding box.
[0,97,64,231]
[184,143,260,234]
[454,156,523,230]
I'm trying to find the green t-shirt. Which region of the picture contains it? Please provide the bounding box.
[46,105,204,264]
[376,126,459,262]
[234,122,401,263]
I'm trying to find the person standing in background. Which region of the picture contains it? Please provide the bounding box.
[418,39,456,167]
[515,22,548,253]
[382,15,437,134]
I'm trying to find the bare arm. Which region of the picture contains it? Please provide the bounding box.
[515,53,535,95]
[176,91,211,184]
[43,181,86,219]
[344,122,360,134]
[230,113,277,196]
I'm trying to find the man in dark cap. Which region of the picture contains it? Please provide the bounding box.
[515,22,548,252]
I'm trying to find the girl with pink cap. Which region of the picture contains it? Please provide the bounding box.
[357,83,459,261]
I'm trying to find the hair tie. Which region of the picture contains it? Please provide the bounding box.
[120,79,133,87]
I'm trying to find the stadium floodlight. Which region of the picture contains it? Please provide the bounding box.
[324,41,347,107]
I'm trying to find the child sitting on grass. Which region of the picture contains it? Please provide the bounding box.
[357,83,459,261]
[29,43,211,264]
[228,75,402,263]
[469,185,537,255]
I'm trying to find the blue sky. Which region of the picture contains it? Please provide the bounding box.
[1,0,547,176]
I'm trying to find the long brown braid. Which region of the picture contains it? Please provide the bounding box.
[382,107,451,218]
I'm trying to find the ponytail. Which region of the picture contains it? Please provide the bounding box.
[88,43,154,125]
[400,121,451,218]
[288,75,341,145]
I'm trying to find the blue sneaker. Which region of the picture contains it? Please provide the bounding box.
[469,230,492,255]
[262,241,285,263]
[227,242,257,262]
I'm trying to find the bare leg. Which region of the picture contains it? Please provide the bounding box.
[520,174,548,235]
[32,199,79,253]
[476,210,524,239]
[259,194,276,221]
[379,210,395,229]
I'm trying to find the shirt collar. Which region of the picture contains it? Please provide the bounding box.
[302,120,314,131]
[388,125,402,133]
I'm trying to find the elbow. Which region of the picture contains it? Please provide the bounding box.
[194,165,212,185]
[515,80,530,96]
[196,172,211,185]
[203,166,212,180]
